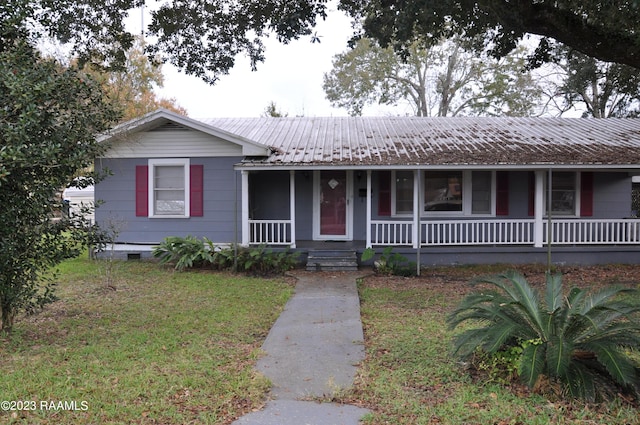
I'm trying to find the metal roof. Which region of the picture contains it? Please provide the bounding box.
[199,116,640,168]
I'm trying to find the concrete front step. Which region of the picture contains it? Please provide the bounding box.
[306,250,358,271]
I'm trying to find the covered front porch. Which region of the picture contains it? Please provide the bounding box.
[239,168,640,252]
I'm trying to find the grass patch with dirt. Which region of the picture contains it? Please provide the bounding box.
[341,264,640,424]
[0,257,293,424]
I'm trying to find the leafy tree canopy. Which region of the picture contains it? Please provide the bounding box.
[339,0,640,70]
[3,0,140,69]
[84,37,188,121]
[548,46,640,118]
[6,1,640,83]
[323,38,542,117]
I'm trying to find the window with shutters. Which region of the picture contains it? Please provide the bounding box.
[546,172,578,216]
[149,159,190,217]
[528,171,592,217]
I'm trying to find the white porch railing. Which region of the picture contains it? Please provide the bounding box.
[249,220,292,245]
[370,218,640,247]
[371,220,414,245]
[422,219,535,246]
[248,218,640,247]
[544,219,640,245]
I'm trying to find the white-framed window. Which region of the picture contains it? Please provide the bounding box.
[149,158,190,218]
[546,171,580,216]
[424,171,463,212]
[392,170,414,215]
[471,171,492,214]
[424,170,495,216]
[391,170,496,216]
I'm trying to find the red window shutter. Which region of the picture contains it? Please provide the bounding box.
[378,171,391,216]
[190,164,204,217]
[135,165,148,217]
[496,171,509,216]
[580,172,593,217]
[528,172,535,216]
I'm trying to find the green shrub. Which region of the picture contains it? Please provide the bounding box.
[153,237,298,275]
[361,246,416,276]
[447,271,640,401]
[233,244,299,276]
[152,235,214,271]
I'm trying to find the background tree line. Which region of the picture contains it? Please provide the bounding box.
[322,37,640,118]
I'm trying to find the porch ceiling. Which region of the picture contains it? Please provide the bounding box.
[202,116,640,168]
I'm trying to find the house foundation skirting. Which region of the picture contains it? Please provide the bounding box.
[97,242,640,266]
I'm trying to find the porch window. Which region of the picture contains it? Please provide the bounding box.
[393,171,414,215]
[424,171,463,212]
[471,171,492,214]
[387,170,497,216]
[423,171,494,215]
[548,172,577,215]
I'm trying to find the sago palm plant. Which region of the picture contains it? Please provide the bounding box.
[447,270,640,401]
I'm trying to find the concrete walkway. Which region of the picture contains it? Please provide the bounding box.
[232,272,371,425]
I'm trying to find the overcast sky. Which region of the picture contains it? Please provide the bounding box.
[130,4,412,119]
[138,5,351,118]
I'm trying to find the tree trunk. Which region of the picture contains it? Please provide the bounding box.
[1,303,15,334]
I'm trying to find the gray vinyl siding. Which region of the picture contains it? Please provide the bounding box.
[592,172,632,218]
[507,171,531,218]
[294,172,314,240]
[104,127,244,158]
[95,157,243,245]
[353,176,368,240]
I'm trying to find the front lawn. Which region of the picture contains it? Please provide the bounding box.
[0,257,293,424]
[343,265,640,424]
[3,259,639,424]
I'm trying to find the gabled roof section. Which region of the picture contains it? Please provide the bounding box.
[202,116,640,169]
[99,109,270,157]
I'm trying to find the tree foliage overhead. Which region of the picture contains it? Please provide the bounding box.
[3,0,140,69]
[323,38,542,117]
[339,0,640,71]
[6,1,640,83]
[147,0,328,83]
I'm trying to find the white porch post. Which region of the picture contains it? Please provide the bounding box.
[289,170,296,248]
[413,169,420,249]
[534,170,545,248]
[241,170,250,246]
[366,170,372,248]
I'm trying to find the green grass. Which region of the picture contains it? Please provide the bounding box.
[343,270,640,425]
[0,257,293,424]
[4,260,639,424]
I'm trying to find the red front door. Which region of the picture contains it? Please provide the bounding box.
[320,170,347,236]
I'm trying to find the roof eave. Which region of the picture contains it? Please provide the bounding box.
[234,162,640,171]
